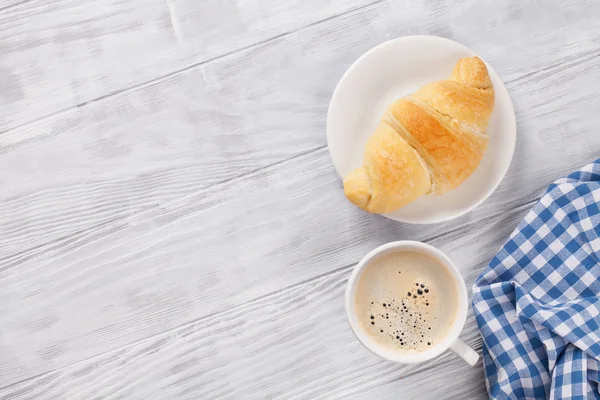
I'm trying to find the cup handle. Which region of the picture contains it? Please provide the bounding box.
[450,338,479,366]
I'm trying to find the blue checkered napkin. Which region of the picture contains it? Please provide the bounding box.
[473,160,600,400]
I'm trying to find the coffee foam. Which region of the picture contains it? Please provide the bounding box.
[354,250,458,354]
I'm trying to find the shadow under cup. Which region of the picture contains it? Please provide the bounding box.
[345,241,470,365]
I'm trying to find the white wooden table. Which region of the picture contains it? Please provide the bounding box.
[1,0,599,398]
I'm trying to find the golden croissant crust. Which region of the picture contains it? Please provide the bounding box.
[343,57,495,214]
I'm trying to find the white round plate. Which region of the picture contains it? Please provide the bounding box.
[327,36,516,224]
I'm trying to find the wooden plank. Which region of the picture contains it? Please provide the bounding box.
[2,0,600,257]
[2,0,600,394]
[0,1,28,12]
[0,206,526,399]
[0,0,374,132]
[0,111,594,387]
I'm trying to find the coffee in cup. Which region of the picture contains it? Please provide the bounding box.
[345,241,479,365]
[354,250,458,354]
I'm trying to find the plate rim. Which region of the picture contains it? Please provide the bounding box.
[326,35,517,224]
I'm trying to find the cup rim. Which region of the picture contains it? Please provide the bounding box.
[345,241,468,364]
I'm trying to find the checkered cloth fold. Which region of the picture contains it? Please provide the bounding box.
[473,160,600,400]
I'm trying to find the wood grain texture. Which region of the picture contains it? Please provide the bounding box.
[0,0,375,132]
[0,201,533,398]
[1,0,600,398]
[0,235,510,400]
[2,0,600,259]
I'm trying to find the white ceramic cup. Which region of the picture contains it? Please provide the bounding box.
[345,241,479,366]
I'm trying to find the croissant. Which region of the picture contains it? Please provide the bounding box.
[343,56,495,214]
